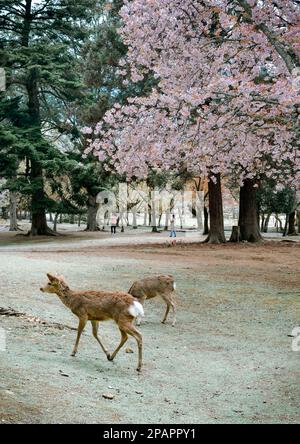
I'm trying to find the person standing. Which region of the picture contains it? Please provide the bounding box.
[169,214,177,239]
[111,214,118,234]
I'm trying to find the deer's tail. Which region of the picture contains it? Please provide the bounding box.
[128,301,144,319]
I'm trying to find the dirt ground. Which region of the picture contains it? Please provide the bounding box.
[0,230,299,424]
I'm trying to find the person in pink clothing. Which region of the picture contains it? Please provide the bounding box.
[110,214,118,234]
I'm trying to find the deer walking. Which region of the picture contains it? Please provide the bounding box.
[128,275,177,327]
[40,274,144,371]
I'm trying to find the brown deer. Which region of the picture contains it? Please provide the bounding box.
[128,275,177,327]
[40,273,144,371]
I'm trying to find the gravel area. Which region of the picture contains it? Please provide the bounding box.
[0,231,299,424]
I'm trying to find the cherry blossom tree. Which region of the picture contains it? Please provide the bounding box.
[85,0,300,243]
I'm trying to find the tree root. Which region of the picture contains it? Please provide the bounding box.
[26,227,61,237]
[0,307,76,331]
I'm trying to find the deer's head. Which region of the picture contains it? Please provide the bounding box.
[40,273,69,294]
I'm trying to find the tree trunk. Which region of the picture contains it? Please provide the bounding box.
[21,2,53,236]
[229,226,241,243]
[196,203,203,231]
[297,210,300,234]
[275,214,283,232]
[132,208,138,229]
[164,209,170,231]
[283,214,289,237]
[203,205,209,236]
[26,62,52,235]
[158,211,162,228]
[238,179,262,242]
[260,213,265,232]
[204,174,226,244]
[287,211,297,236]
[53,213,59,232]
[29,161,53,236]
[263,213,271,233]
[150,193,158,233]
[9,191,18,232]
[143,209,147,227]
[85,194,99,232]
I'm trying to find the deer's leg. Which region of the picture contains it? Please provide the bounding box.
[162,303,171,324]
[171,299,177,327]
[71,316,88,357]
[124,324,143,372]
[91,321,109,358]
[107,329,128,362]
[162,294,177,326]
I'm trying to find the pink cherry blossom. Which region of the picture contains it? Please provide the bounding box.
[84,1,300,189]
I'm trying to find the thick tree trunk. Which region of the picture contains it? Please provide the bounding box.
[238,179,262,242]
[297,210,300,234]
[204,174,226,244]
[287,211,297,236]
[9,191,18,232]
[85,194,99,232]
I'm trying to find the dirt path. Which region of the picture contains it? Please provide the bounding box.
[0,233,300,424]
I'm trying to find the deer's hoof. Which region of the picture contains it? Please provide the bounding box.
[136,367,142,373]
[71,353,76,357]
[107,354,113,361]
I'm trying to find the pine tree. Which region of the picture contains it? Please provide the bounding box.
[0,0,97,235]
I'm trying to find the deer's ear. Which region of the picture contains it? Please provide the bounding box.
[47,273,56,282]
[57,274,65,282]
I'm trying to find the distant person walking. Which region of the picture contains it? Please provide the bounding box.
[111,214,118,235]
[169,214,177,239]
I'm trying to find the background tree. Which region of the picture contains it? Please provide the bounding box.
[86,0,300,244]
[0,0,97,235]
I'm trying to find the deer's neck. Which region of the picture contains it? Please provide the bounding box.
[56,288,74,309]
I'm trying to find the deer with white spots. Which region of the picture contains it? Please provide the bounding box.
[40,274,144,371]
